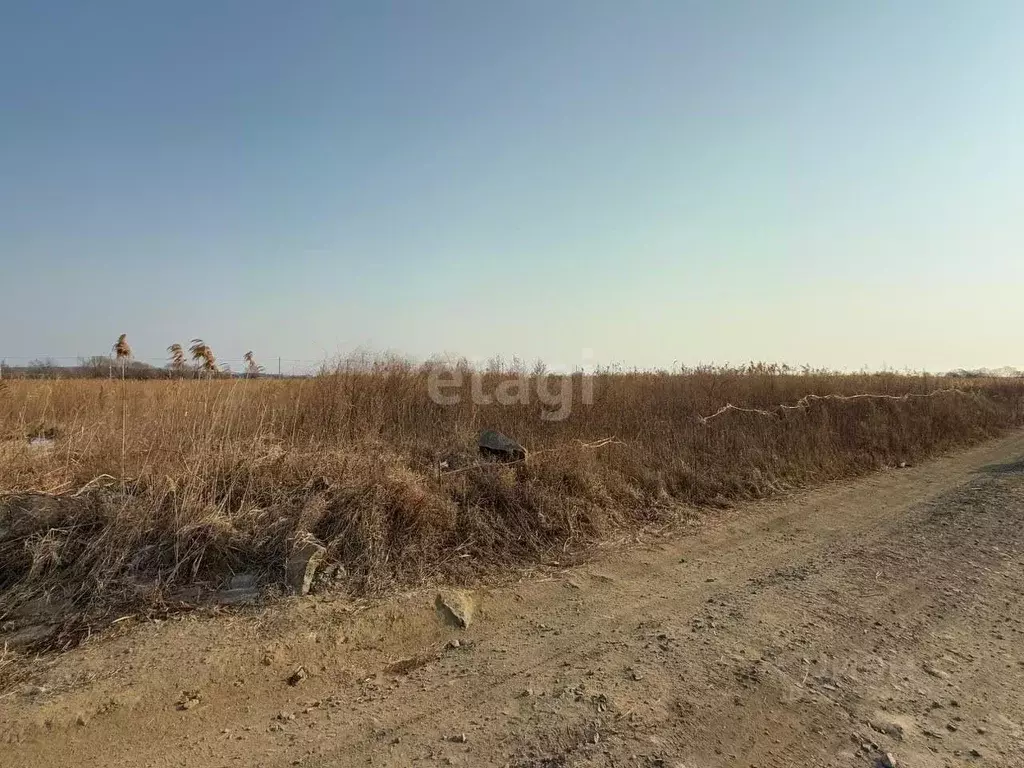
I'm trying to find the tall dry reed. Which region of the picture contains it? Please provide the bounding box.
[1,359,1022,641]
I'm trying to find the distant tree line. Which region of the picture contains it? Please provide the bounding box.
[0,335,276,380]
[0,357,197,380]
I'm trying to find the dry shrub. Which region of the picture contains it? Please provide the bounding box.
[1,361,1023,635]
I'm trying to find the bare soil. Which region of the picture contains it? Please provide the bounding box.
[3,432,1024,768]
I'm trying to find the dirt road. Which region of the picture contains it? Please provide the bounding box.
[4,433,1024,767]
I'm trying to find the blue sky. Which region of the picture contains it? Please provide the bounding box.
[1,1,1021,372]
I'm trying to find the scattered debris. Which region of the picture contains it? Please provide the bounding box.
[286,533,326,595]
[176,691,202,711]
[437,450,475,474]
[28,436,56,452]
[287,666,309,686]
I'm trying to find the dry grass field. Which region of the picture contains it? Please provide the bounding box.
[2,362,1023,641]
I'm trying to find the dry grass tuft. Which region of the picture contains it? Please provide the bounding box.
[167,343,186,371]
[242,351,263,378]
[112,334,132,362]
[0,360,1022,647]
[188,339,217,374]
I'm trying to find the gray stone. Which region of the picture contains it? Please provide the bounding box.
[286,533,326,595]
[870,719,905,741]
[215,587,259,606]
[228,573,258,590]
[478,430,527,463]
[215,573,260,605]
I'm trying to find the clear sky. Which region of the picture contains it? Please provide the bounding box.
[2,1,1021,372]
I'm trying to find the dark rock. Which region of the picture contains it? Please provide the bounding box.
[477,429,527,463]
[287,666,308,686]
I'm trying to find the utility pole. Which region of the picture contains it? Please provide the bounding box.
[278,357,282,377]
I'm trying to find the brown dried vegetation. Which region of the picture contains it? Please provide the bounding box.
[1,360,1022,639]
